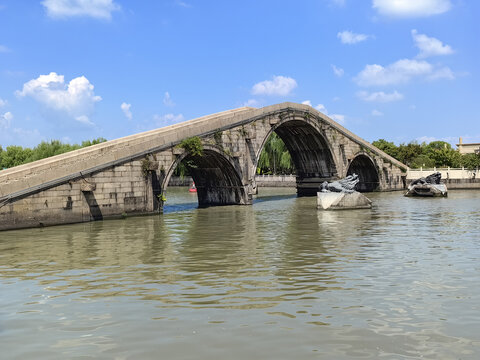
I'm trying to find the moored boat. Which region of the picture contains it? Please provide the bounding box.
[405,172,447,197]
[189,182,197,192]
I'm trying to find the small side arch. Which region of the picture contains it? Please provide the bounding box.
[162,145,249,207]
[347,153,380,192]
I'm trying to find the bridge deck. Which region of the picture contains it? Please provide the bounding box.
[0,102,406,201]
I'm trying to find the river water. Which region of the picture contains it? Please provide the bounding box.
[1,188,479,359]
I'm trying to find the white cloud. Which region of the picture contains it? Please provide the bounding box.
[357,90,404,102]
[332,65,345,77]
[0,111,13,129]
[412,30,453,58]
[302,101,329,113]
[153,113,185,127]
[354,58,454,86]
[121,102,132,120]
[337,30,370,44]
[75,115,94,126]
[42,0,120,20]
[372,0,451,17]
[0,127,45,148]
[371,109,384,116]
[242,99,260,107]
[251,75,297,96]
[417,136,437,143]
[12,127,42,139]
[427,66,455,80]
[0,98,7,107]
[330,114,345,124]
[303,101,345,124]
[16,72,102,124]
[0,45,11,53]
[163,92,175,107]
[416,135,457,145]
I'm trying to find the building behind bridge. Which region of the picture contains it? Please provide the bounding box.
[457,137,480,155]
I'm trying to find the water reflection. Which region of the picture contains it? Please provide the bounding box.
[1,188,480,359]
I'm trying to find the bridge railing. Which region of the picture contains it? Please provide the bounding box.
[407,167,480,180]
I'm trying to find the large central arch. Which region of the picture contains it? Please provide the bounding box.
[162,147,248,208]
[256,118,338,196]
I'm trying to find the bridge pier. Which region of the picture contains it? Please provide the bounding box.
[296,176,336,197]
[195,185,251,207]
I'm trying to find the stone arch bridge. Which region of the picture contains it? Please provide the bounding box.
[0,102,407,231]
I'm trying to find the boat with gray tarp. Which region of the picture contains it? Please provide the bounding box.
[405,172,447,197]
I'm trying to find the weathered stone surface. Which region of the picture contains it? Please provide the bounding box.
[0,102,405,231]
[317,191,372,210]
[80,182,96,192]
[317,192,345,210]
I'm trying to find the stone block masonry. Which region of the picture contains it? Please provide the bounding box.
[0,159,152,231]
[0,102,407,231]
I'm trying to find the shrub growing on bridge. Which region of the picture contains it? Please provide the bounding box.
[179,136,203,157]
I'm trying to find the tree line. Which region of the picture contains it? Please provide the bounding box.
[372,139,480,169]
[0,138,107,170]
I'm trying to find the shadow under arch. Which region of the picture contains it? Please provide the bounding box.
[162,147,248,208]
[347,153,380,192]
[256,119,338,196]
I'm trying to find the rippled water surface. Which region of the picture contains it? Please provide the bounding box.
[1,188,480,359]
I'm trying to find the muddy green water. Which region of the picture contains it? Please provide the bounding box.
[1,188,480,359]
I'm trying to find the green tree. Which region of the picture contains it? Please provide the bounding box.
[425,141,461,167]
[0,138,108,170]
[0,146,33,168]
[372,139,398,159]
[372,138,470,169]
[461,153,480,169]
[410,154,436,169]
[396,142,424,166]
[257,133,294,174]
[26,140,79,162]
[81,137,107,147]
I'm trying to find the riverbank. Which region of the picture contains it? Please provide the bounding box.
[168,175,297,187]
[407,168,480,189]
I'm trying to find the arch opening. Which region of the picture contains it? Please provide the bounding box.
[165,149,248,208]
[256,132,295,175]
[347,154,379,192]
[256,120,337,196]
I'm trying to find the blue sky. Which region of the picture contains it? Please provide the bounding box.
[0,0,478,148]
